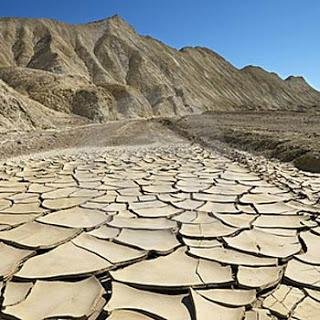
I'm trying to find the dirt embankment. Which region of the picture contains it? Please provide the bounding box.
[161,111,320,173]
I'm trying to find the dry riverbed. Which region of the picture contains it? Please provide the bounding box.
[0,140,319,319]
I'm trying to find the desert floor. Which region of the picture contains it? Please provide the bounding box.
[0,112,319,319]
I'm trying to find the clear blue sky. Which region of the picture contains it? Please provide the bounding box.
[1,0,319,89]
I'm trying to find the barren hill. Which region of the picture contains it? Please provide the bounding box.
[0,15,319,129]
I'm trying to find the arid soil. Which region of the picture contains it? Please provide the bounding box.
[0,141,320,319]
[1,111,319,173]
[0,107,320,320]
[164,111,320,173]
[0,119,184,160]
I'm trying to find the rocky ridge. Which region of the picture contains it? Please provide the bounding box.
[0,15,319,129]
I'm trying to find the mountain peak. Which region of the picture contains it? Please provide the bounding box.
[285,75,319,92]
[285,75,307,83]
[86,15,135,32]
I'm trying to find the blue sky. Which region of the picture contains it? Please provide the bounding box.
[1,0,319,89]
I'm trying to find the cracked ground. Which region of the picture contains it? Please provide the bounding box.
[0,142,319,320]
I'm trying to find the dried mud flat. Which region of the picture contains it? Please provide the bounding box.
[0,140,319,320]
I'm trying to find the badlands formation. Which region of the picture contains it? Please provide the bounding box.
[0,15,319,129]
[0,15,319,320]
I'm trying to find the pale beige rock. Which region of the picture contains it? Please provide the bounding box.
[0,181,27,193]
[262,285,305,317]
[157,193,183,202]
[103,202,127,212]
[3,277,105,320]
[81,201,107,210]
[285,259,320,289]
[0,221,79,249]
[15,241,112,279]
[191,211,217,224]
[42,197,89,210]
[191,289,245,320]
[295,231,320,264]
[87,225,120,239]
[254,202,298,215]
[74,175,100,183]
[180,221,237,238]
[193,193,237,203]
[0,243,34,278]
[116,228,180,254]
[0,213,39,226]
[244,308,276,320]
[138,195,157,201]
[142,184,176,193]
[91,194,117,203]
[72,233,146,265]
[111,247,233,289]
[108,216,177,230]
[172,210,198,223]
[105,282,190,320]
[129,200,166,210]
[253,215,316,229]
[241,180,274,187]
[189,246,277,266]
[183,238,222,248]
[37,207,109,228]
[221,172,260,182]
[198,201,239,213]
[116,209,136,218]
[213,213,256,228]
[0,202,43,214]
[117,188,142,196]
[28,183,55,193]
[107,310,154,320]
[0,199,12,210]
[0,192,15,199]
[41,187,78,199]
[204,184,250,195]
[45,181,77,188]
[172,198,205,210]
[291,297,320,320]
[103,178,138,188]
[132,204,181,218]
[225,229,301,258]
[240,193,285,204]
[306,288,320,302]
[116,195,138,203]
[196,288,256,307]
[254,226,298,237]
[251,186,288,194]
[287,200,320,213]
[3,281,33,306]
[237,204,257,214]
[237,266,284,289]
[9,193,39,204]
[175,182,210,192]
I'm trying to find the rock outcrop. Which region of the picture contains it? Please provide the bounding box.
[0,15,319,128]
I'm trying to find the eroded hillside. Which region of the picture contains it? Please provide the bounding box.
[0,15,319,128]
